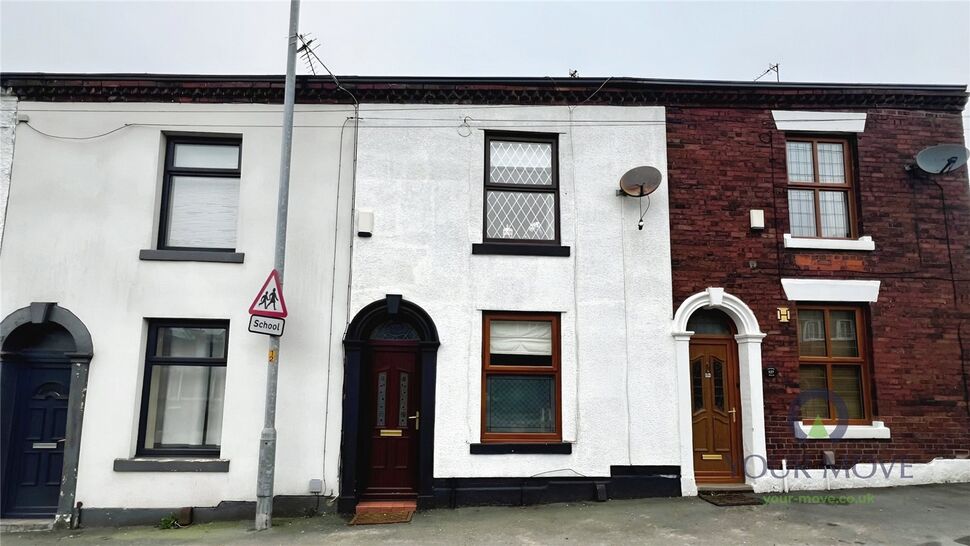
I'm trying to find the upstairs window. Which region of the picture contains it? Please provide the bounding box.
[785,137,856,239]
[484,132,560,245]
[159,137,242,251]
[482,312,561,443]
[797,306,870,423]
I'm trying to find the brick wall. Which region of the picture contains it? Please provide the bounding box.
[666,106,970,466]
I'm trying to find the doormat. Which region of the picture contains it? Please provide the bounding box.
[698,492,764,507]
[349,510,414,525]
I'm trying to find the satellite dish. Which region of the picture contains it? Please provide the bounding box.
[619,166,663,197]
[915,144,969,174]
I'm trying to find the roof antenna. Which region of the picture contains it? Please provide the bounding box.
[569,69,579,78]
[754,63,780,82]
[297,33,318,75]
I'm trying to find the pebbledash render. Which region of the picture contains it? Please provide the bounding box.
[0,74,967,526]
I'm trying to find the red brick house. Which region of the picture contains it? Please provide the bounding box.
[666,90,970,488]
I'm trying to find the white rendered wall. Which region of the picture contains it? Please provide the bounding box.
[351,105,678,479]
[0,93,17,250]
[0,103,355,507]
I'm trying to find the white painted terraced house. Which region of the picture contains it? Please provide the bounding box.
[0,74,968,526]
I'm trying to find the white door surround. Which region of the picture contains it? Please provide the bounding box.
[672,287,766,495]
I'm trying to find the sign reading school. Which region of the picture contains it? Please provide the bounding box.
[249,270,287,337]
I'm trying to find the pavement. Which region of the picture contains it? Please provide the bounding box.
[2,483,969,545]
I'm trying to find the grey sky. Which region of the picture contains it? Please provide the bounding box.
[2,1,968,83]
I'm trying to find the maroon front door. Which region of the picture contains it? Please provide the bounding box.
[363,342,420,498]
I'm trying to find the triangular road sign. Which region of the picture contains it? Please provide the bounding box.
[249,270,288,318]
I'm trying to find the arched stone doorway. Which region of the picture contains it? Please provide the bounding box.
[672,288,766,495]
[339,295,439,513]
[0,303,93,527]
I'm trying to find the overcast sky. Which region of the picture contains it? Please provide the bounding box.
[2,1,968,84]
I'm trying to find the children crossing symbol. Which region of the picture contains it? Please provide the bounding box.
[249,270,288,318]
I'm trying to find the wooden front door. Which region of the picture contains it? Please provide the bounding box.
[690,338,743,483]
[363,342,420,498]
[2,359,71,517]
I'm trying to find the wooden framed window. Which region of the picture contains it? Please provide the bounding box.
[483,132,560,245]
[159,136,242,251]
[785,137,856,239]
[481,312,561,443]
[796,306,870,423]
[137,319,229,457]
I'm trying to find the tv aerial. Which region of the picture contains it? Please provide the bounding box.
[617,166,663,230]
[912,144,969,175]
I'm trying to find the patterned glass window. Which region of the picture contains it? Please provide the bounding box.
[482,312,561,442]
[398,372,410,428]
[484,133,559,244]
[486,376,555,433]
[785,138,856,239]
[691,359,704,411]
[370,321,420,341]
[375,372,387,427]
[712,359,725,411]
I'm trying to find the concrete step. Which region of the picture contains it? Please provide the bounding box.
[0,518,53,533]
[697,483,755,493]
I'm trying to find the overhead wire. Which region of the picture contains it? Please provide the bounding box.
[18,119,678,140]
[21,122,132,140]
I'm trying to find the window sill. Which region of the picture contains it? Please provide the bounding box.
[139,249,245,263]
[794,420,891,440]
[113,457,230,472]
[472,243,570,257]
[783,234,875,252]
[470,443,572,455]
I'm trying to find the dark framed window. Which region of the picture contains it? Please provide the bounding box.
[796,306,871,424]
[138,320,229,457]
[483,132,560,245]
[481,312,561,443]
[159,136,242,251]
[785,136,857,239]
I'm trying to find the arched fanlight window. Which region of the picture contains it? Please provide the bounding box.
[369,320,420,341]
[687,308,734,336]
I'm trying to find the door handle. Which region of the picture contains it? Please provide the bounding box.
[408,411,420,431]
[728,408,737,423]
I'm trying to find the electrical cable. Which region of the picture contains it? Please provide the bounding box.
[319,113,357,499]
[22,121,132,140]
[570,77,613,111]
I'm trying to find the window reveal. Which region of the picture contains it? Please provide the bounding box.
[481,312,562,442]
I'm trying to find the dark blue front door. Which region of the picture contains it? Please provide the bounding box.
[2,360,70,517]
